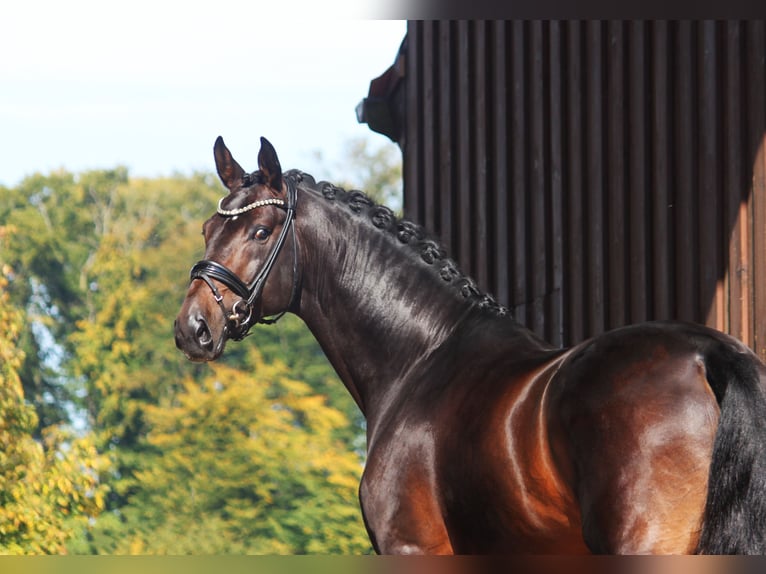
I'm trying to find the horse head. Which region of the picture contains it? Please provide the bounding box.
[174,136,299,361]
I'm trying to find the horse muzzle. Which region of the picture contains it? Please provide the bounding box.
[173,309,226,362]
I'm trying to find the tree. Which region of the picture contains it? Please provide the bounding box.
[81,348,370,554]
[0,231,109,554]
[1,171,223,532]
[0,171,97,433]
[0,134,402,554]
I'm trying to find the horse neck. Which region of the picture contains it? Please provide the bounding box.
[294,189,482,419]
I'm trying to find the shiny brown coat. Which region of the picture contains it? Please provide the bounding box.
[175,137,766,554]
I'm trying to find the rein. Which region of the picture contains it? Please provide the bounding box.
[189,174,299,341]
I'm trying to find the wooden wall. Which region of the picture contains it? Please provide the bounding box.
[400,20,766,357]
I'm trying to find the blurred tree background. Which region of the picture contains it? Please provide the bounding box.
[0,137,401,554]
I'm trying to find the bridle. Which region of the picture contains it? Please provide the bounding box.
[188,174,299,341]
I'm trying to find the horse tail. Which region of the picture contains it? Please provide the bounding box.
[696,343,766,554]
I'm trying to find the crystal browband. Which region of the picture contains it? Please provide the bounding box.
[217,197,286,217]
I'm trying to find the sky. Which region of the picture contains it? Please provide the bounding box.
[0,2,406,187]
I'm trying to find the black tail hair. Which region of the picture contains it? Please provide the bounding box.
[696,344,766,554]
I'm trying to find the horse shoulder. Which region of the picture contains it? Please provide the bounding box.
[429,345,588,552]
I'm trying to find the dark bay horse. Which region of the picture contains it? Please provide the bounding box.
[174,136,766,554]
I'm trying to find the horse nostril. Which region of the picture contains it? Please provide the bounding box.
[195,317,213,348]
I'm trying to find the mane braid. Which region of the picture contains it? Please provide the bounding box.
[290,170,508,318]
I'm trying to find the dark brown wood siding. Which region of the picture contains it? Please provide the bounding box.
[401,20,766,357]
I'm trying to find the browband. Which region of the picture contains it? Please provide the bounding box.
[217,197,286,216]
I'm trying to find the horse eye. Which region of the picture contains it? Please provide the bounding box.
[252,227,271,241]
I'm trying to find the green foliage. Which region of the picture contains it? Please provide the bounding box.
[82,349,370,554]
[0,137,402,554]
[0,259,109,554]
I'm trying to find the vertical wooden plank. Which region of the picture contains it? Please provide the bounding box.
[748,21,766,360]
[548,21,564,347]
[585,21,606,337]
[698,21,723,330]
[628,21,649,325]
[438,21,454,256]
[650,21,672,321]
[474,21,489,293]
[492,21,510,308]
[456,21,473,274]
[564,21,585,345]
[753,138,766,358]
[529,20,547,337]
[510,20,528,325]
[674,21,698,322]
[606,21,627,331]
[724,21,749,347]
[422,22,438,238]
[403,21,422,223]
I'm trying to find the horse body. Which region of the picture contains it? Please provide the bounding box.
[174,136,766,554]
[359,319,585,554]
[354,315,730,554]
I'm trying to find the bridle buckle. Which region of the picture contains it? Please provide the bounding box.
[227,299,253,333]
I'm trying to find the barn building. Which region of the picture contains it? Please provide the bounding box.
[358,20,766,359]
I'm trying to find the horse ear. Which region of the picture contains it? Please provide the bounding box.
[258,137,283,192]
[213,136,246,191]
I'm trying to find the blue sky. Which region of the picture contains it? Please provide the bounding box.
[0,1,405,187]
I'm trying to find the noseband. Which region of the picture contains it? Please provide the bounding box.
[189,175,299,341]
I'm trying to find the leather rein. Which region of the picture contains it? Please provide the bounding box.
[188,174,299,341]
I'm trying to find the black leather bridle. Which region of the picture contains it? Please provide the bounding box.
[189,174,299,341]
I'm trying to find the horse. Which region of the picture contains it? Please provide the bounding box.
[174,135,766,555]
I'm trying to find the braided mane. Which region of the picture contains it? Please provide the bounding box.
[288,169,508,317]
